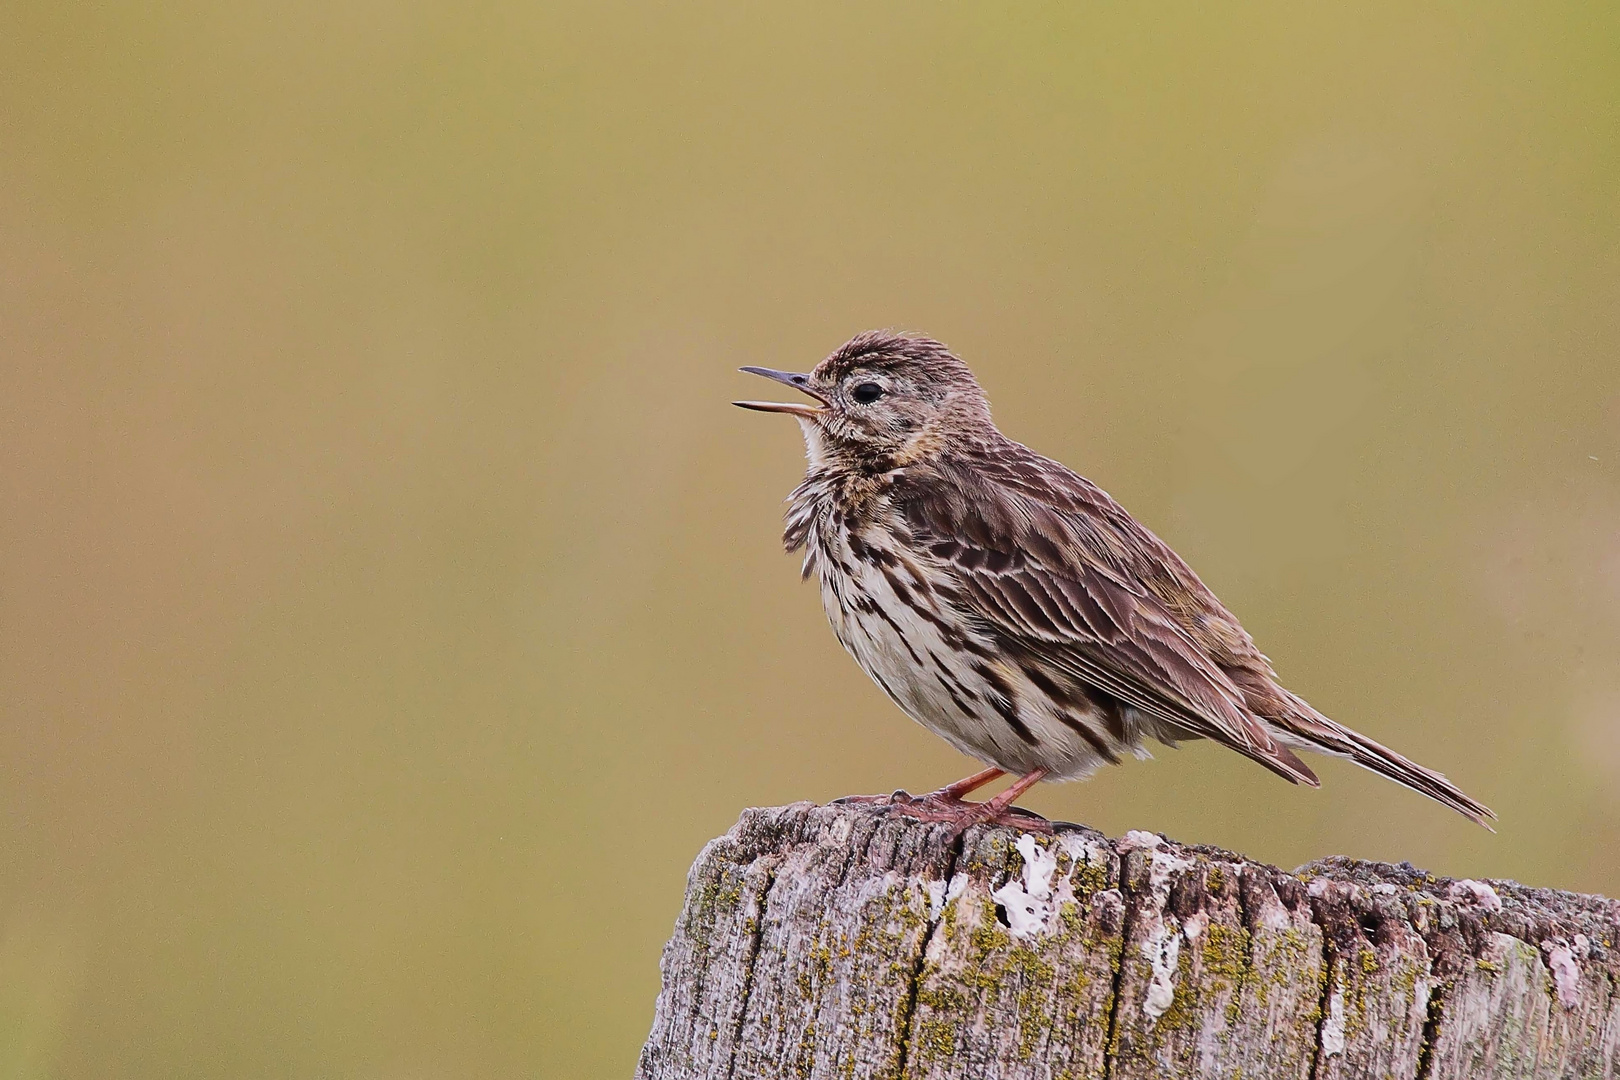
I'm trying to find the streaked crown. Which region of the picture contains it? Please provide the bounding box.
[736,331,992,470]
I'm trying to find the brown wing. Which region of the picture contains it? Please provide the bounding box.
[895,449,1319,786]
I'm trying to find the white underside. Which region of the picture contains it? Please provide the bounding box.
[810,517,1147,781]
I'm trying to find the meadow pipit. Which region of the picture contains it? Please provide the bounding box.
[736,331,1494,836]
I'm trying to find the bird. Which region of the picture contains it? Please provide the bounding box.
[735,330,1495,836]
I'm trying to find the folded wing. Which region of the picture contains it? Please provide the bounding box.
[895,456,1320,786]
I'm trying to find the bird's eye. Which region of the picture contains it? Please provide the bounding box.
[851,382,884,404]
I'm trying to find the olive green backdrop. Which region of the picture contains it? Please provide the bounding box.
[3,3,1618,1077]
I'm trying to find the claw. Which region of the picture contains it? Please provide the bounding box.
[831,789,912,806]
[830,767,1053,838]
[883,792,1055,838]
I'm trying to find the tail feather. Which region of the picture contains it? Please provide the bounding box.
[1273,691,1497,831]
[1245,739,1320,788]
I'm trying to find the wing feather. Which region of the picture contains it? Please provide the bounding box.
[896,457,1318,785]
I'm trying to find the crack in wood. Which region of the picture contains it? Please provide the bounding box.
[890,829,966,1080]
[722,854,776,1080]
[1415,982,1445,1080]
[1305,918,1336,1080]
[1099,877,1133,1080]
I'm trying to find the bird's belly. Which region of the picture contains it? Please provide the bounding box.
[817,540,1128,780]
[834,594,998,760]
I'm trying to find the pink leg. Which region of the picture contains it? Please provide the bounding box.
[942,768,1052,839]
[833,767,1054,837]
[965,768,1048,822]
[884,768,1053,837]
[926,766,1005,802]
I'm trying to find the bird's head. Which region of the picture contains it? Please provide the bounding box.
[734,331,991,469]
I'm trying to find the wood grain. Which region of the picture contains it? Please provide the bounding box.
[637,803,1619,1080]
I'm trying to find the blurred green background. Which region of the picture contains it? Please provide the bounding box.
[2,2,1618,1076]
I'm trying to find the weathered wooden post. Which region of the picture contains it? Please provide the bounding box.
[637,801,1619,1080]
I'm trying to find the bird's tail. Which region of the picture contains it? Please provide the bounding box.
[1273,691,1497,830]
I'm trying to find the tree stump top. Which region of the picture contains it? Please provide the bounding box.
[637,801,1620,1080]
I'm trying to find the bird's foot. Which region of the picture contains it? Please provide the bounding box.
[880,792,1054,838]
[833,767,1053,838]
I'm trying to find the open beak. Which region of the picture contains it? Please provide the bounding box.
[733,367,829,419]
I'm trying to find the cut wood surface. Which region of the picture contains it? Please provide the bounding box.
[636,801,1620,1080]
